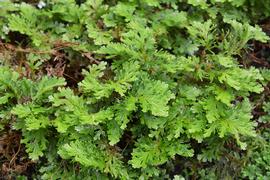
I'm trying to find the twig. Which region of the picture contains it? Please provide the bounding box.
[9,140,21,168]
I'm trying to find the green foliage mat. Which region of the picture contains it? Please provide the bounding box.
[0,0,270,179]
